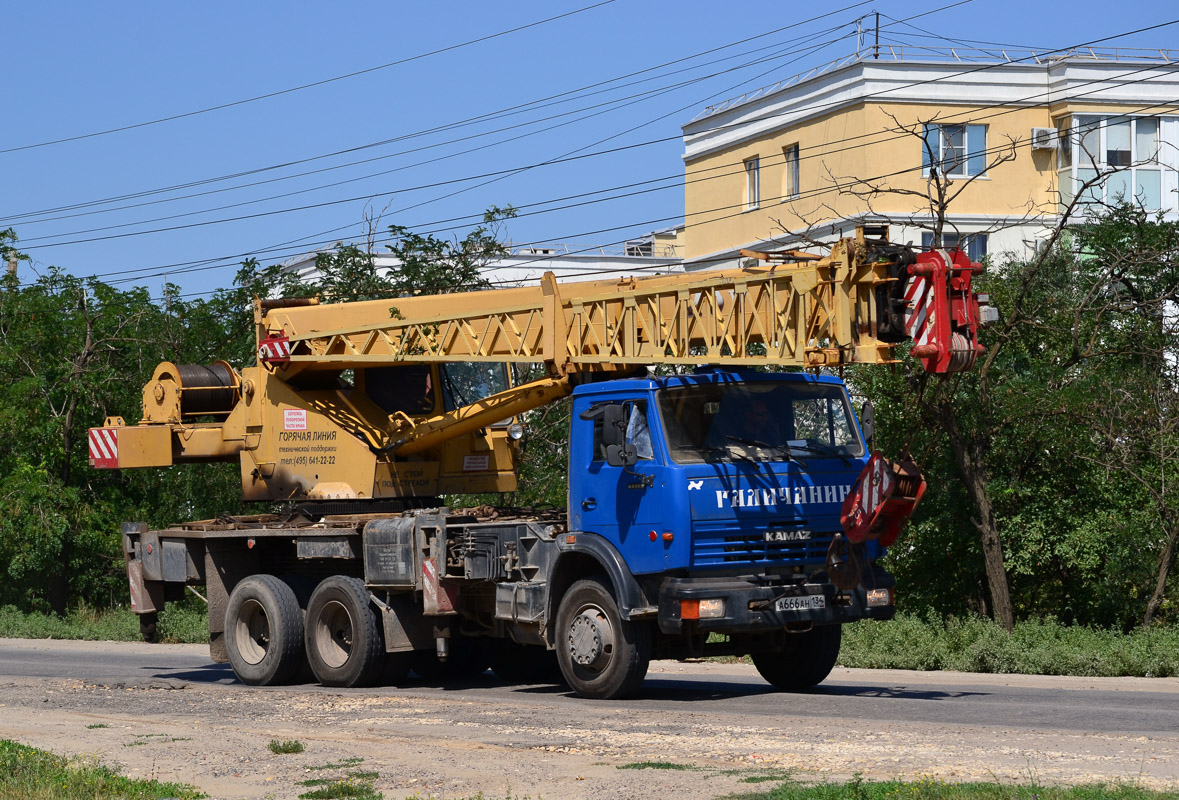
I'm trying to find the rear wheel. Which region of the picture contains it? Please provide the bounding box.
[224,575,303,686]
[556,577,650,699]
[305,576,385,688]
[751,624,842,691]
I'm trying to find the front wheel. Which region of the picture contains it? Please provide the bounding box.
[751,624,842,691]
[224,575,304,686]
[556,577,650,699]
[304,576,385,688]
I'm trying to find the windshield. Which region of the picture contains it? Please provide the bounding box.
[656,380,864,464]
[440,362,511,411]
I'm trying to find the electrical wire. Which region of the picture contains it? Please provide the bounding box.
[0,2,872,225]
[12,14,1179,291]
[0,1,619,156]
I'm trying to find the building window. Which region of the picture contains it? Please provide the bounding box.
[922,124,988,178]
[1059,115,1165,211]
[745,156,760,210]
[782,144,800,200]
[921,232,987,262]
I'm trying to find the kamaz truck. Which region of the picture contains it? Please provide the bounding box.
[90,227,985,698]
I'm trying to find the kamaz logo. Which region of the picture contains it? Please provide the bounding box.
[715,485,851,509]
[766,529,812,542]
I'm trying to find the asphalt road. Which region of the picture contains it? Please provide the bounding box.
[1,637,1176,735]
[2,638,1178,798]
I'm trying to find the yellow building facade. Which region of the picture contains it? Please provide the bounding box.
[680,51,1179,265]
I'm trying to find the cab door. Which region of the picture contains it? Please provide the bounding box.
[570,399,670,573]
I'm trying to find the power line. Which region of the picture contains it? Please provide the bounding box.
[18,28,1175,254]
[24,58,1179,293]
[0,2,871,225]
[11,15,1179,287]
[11,28,858,243]
[10,2,972,248]
[0,1,619,156]
[98,86,1179,296]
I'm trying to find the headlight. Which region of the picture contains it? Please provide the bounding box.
[865,587,893,607]
[507,422,525,440]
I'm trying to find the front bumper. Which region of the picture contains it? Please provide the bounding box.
[656,569,896,635]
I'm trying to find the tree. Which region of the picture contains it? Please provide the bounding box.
[776,108,1176,630]
[385,205,516,295]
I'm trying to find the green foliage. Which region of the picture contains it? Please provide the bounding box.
[731,775,1176,800]
[278,206,516,303]
[269,739,306,754]
[838,613,1179,677]
[0,601,208,643]
[0,739,204,799]
[847,204,1179,630]
[385,205,515,296]
[298,757,381,800]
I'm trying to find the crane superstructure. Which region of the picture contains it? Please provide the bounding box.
[91,226,987,698]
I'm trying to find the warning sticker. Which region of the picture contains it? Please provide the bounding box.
[284,409,308,431]
[463,454,491,472]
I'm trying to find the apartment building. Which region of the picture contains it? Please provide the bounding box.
[680,47,1179,266]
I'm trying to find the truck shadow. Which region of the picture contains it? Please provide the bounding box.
[149,664,237,684]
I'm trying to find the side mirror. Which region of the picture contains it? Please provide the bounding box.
[860,400,876,450]
[601,404,638,467]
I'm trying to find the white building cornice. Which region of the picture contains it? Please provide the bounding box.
[683,58,1179,162]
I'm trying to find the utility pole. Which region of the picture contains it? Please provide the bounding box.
[874,11,880,60]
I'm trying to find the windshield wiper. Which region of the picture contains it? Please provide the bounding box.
[726,436,808,469]
[788,441,853,465]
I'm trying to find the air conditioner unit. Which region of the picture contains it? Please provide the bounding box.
[1031,127,1059,150]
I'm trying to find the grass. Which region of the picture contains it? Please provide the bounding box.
[0,602,208,644]
[85,723,109,729]
[618,761,698,770]
[0,738,203,799]
[299,758,381,800]
[4,603,1179,679]
[837,614,1179,677]
[270,738,306,754]
[729,775,1179,799]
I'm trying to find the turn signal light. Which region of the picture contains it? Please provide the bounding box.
[681,598,725,620]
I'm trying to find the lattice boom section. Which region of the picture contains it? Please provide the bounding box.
[284,262,889,370]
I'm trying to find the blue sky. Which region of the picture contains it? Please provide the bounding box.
[4,0,1176,300]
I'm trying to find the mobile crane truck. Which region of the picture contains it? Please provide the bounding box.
[89,226,986,699]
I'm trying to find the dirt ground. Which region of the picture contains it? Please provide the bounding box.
[2,639,1178,800]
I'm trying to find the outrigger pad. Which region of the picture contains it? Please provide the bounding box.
[840,452,926,547]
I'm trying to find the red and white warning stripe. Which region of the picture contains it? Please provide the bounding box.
[258,336,291,363]
[88,427,119,468]
[904,274,932,346]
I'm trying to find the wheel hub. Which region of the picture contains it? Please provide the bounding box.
[568,608,613,669]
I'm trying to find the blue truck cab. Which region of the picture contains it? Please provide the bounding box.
[554,368,896,695]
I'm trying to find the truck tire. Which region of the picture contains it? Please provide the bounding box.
[224,575,304,686]
[304,576,385,688]
[556,577,650,699]
[751,624,842,691]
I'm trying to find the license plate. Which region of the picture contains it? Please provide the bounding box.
[775,594,826,612]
